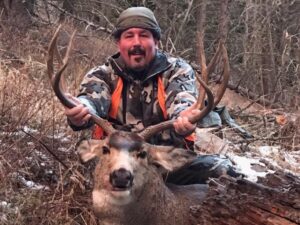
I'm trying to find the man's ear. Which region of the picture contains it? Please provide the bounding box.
[116,38,121,47]
[76,139,105,162]
[154,39,159,48]
[148,145,197,172]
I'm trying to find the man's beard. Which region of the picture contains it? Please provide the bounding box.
[127,46,147,72]
[128,46,146,56]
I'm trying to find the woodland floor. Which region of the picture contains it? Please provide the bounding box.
[0,22,299,225]
[0,82,299,225]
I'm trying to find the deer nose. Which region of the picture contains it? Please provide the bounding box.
[109,168,133,189]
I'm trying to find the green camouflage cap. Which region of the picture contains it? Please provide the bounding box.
[113,7,161,40]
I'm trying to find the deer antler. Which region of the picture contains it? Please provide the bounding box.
[139,76,214,141]
[197,40,229,109]
[195,0,230,109]
[47,25,115,135]
[212,43,230,107]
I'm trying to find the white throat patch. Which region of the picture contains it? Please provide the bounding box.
[93,189,132,207]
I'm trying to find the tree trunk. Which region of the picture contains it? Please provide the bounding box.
[0,0,33,31]
[24,0,36,16]
[189,172,300,224]
[60,0,74,21]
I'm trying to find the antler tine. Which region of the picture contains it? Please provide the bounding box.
[47,25,60,82]
[196,33,208,110]
[64,30,76,64]
[196,38,223,109]
[139,77,214,141]
[189,76,214,124]
[47,25,116,135]
[207,42,222,76]
[213,43,230,107]
[47,25,76,108]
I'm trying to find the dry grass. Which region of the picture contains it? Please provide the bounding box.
[0,20,115,225]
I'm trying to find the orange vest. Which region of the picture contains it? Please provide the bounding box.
[92,76,195,142]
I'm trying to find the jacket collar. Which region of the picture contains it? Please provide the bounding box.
[109,50,172,83]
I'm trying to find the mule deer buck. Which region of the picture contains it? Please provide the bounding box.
[47,26,229,225]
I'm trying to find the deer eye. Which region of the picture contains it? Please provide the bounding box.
[102,146,110,155]
[137,151,147,159]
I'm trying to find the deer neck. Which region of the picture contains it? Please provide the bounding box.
[119,169,189,225]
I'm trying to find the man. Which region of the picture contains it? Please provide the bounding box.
[65,7,238,184]
[67,7,200,149]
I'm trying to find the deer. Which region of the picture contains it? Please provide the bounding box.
[47,25,229,225]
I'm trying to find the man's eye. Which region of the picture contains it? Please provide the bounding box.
[140,34,150,38]
[137,151,147,159]
[124,34,133,39]
[102,146,110,155]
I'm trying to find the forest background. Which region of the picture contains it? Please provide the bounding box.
[0,0,299,224]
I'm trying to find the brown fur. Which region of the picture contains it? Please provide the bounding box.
[77,132,208,225]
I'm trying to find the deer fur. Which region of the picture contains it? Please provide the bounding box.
[77,131,208,225]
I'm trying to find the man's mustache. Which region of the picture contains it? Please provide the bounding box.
[128,46,145,55]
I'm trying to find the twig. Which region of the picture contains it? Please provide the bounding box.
[227,81,282,108]
[173,0,194,47]
[20,129,86,182]
[20,128,69,170]
[236,97,262,115]
[236,178,281,193]
[232,135,296,144]
[47,2,113,34]
[42,0,51,24]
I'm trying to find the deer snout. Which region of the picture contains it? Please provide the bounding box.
[109,168,133,190]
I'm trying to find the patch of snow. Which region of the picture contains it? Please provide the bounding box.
[25,156,33,161]
[16,174,49,190]
[0,201,9,208]
[258,145,280,157]
[23,126,38,134]
[0,200,19,223]
[283,151,299,166]
[48,132,69,140]
[0,126,38,137]
[0,130,25,137]
[61,136,71,142]
[34,150,49,160]
[227,153,275,182]
[45,170,54,175]
[256,146,300,176]
[27,141,35,147]
[57,147,70,152]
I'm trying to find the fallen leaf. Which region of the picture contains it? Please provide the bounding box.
[276,115,287,125]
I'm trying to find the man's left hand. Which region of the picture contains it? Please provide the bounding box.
[173,104,200,136]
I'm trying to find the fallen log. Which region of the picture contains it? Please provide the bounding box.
[189,172,300,225]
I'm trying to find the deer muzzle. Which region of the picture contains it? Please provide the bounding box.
[109,168,133,190]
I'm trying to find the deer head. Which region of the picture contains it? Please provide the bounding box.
[47,25,228,217]
[76,133,197,213]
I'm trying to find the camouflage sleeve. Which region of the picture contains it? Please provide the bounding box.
[78,65,112,118]
[164,59,198,119]
[68,65,112,131]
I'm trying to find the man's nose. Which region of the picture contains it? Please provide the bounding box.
[132,35,141,46]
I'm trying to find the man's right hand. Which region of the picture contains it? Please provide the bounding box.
[64,96,91,127]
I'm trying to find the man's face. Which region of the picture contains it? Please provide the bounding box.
[117,28,158,72]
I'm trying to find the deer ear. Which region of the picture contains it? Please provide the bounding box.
[76,139,105,162]
[148,145,197,172]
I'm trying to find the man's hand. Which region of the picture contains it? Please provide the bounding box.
[173,103,200,136]
[64,95,91,127]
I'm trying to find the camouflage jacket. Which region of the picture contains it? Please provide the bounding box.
[72,50,198,148]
